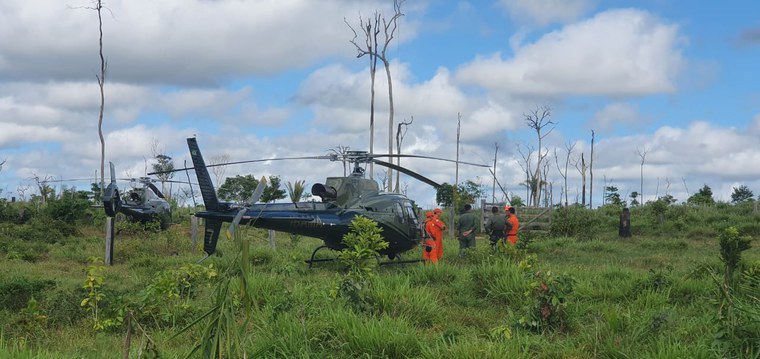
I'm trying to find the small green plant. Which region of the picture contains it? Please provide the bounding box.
[518,270,575,333]
[719,226,752,286]
[331,216,389,312]
[13,297,48,340]
[633,266,674,293]
[81,256,108,331]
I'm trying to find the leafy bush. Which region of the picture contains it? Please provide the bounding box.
[550,206,600,240]
[45,196,91,223]
[0,277,56,311]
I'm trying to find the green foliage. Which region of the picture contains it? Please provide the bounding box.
[731,185,754,203]
[44,189,92,223]
[510,195,525,207]
[435,180,484,207]
[80,257,108,331]
[518,270,575,333]
[687,184,715,205]
[336,216,388,279]
[719,226,752,286]
[285,179,306,203]
[550,206,599,240]
[218,174,286,204]
[0,278,55,311]
[633,266,674,294]
[332,216,389,312]
[152,154,175,184]
[604,185,623,206]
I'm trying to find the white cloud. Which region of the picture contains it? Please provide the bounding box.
[0,0,398,86]
[456,9,685,96]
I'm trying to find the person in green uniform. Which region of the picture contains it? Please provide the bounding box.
[486,206,507,250]
[456,204,478,257]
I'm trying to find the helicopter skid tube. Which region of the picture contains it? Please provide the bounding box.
[304,245,335,269]
[378,258,423,266]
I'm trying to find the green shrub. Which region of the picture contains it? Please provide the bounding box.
[550,206,600,240]
[45,196,91,223]
[0,277,56,311]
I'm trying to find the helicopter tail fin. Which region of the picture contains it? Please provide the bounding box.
[202,218,223,256]
[187,137,220,211]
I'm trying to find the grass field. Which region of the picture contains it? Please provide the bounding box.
[1,203,759,358]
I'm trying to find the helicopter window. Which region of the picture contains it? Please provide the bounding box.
[394,203,405,223]
[402,202,418,225]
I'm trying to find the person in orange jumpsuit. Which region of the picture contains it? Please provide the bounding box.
[505,205,519,245]
[432,208,446,259]
[422,212,438,264]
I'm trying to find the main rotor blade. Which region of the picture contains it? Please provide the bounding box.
[228,176,268,238]
[369,154,490,168]
[371,159,441,189]
[148,155,334,176]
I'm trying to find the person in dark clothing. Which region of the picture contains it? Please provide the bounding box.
[486,206,506,250]
[456,204,478,257]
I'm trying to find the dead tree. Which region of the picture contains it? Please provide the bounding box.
[554,141,575,207]
[517,143,535,203]
[491,142,499,202]
[346,14,379,179]
[394,116,413,192]
[88,0,108,198]
[32,174,54,205]
[208,154,231,187]
[346,0,404,190]
[589,130,595,209]
[574,153,588,207]
[636,146,648,203]
[523,105,555,207]
[541,157,552,207]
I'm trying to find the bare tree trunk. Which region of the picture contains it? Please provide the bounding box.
[492,142,498,203]
[394,116,413,192]
[575,153,587,207]
[554,141,575,207]
[95,0,107,198]
[523,105,555,206]
[636,147,648,203]
[346,13,380,179]
[383,57,394,191]
[589,130,594,209]
[450,115,461,238]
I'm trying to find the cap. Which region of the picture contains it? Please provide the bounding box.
[504,205,511,211]
[426,211,434,217]
[433,208,443,214]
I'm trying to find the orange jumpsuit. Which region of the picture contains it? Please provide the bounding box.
[506,214,519,245]
[423,214,439,264]
[432,210,446,259]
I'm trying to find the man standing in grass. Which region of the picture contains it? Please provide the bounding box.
[505,205,519,245]
[423,211,439,264]
[432,208,446,259]
[486,206,506,250]
[456,204,478,257]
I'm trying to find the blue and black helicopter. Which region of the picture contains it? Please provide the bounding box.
[147,137,487,262]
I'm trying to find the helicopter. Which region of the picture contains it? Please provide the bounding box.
[102,162,173,230]
[156,137,488,262]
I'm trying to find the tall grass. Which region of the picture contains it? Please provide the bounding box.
[0,203,759,357]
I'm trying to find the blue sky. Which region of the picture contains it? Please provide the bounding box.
[1,0,759,208]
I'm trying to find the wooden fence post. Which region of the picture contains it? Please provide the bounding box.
[105,217,114,265]
[191,215,199,253]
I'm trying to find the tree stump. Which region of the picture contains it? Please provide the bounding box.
[619,208,631,238]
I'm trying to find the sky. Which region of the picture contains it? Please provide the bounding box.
[1,0,759,208]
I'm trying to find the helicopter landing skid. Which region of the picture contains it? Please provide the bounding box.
[378,255,423,266]
[304,245,336,268]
